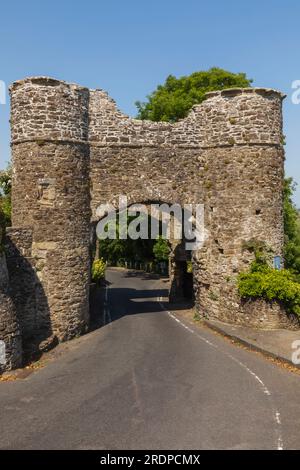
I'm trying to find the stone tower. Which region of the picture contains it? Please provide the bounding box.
[192,88,287,327]
[9,77,91,350]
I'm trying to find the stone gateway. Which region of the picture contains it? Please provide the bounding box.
[0,76,294,371]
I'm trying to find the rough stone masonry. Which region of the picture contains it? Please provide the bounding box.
[0,76,297,371]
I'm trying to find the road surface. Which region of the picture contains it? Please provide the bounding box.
[0,268,300,450]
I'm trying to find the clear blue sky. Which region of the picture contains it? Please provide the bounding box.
[1,0,299,205]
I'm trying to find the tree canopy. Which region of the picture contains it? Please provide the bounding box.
[153,236,170,262]
[0,164,12,226]
[283,177,300,274]
[135,67,252,122]
[98,215,156,265]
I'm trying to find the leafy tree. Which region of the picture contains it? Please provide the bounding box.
[283,178,300,273]
[153,236,170,262]
[98,214,156,265]
[0,164,12,225]
[136,67,252,122]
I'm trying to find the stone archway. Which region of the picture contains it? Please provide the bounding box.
[91,199,192,304]
[2,76,290,368]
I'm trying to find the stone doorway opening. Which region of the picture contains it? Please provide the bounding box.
[169,241,194,305]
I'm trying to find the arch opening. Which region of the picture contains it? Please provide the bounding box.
[89,201,195,326]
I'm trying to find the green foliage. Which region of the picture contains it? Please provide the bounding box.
[283,177,300,273]
[237,178,300,317]
[1,197,11,225]
[186,260,193,273]
[153,236,170,262]
[92,258,106,284]
[0,165,12,196]
[136,67,252,122]
[98,214,156,265]
[238,261,300,317]
[0,164,12,252]
[0,164,12,226]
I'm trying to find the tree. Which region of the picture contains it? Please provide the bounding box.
[136,67,252,122]
[0,164,12,226]
[283,178,300,273]
[98,214,156,265]
[153,236,170,262]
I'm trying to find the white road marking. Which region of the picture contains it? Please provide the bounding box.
[157,296,284,451]
[103,285,111,325]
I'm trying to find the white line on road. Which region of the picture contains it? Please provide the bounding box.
[157,296,284,451]
[103,286,111,325]
[103,285,111,325]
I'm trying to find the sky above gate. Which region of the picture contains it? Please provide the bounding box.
[0,0,299,205]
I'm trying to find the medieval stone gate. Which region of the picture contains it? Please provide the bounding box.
[0,76,292,370]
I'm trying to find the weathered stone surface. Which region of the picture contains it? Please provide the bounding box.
[10,79,91,353]
[240,299,300,330]
[3,76,294,371]
[0,253,22,372]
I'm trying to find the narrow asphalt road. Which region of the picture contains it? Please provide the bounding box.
[1,267,300,450]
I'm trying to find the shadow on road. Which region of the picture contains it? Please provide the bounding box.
[90,268,194,330]
[107,286,168,322]
[123,269,166,281]
[90,269,170,328]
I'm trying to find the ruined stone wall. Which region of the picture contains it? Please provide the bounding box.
[0,252,22,372]
[0,208,22,371]
[7,77,291,368]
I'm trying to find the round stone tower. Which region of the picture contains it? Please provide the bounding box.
[193,88,289,327]
[9,77,91,344]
